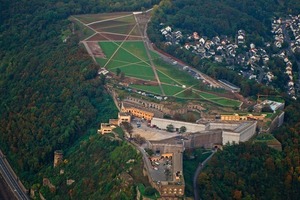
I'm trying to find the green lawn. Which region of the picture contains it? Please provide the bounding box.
[121,41,149,61]
[97,41,155,80]
[161,84,185,96]
[153,58,199,86]
[156,70,181,85]
[130,84,162,95]
[192,91,241,107]
[120,65,155,80]
[175,90,201,99]
[98,41,120,58]
[197,91,219,99]
[149,50,160,59]
[212,98,241,107]
[138,184,160,199]
[96,41,242,107]
[112,46,142,63]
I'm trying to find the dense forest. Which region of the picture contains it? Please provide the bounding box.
[149,0,300,39]
[147,0,300,97]
[36,134,146,199]
[198,100,300,199]
[0,0,158,189]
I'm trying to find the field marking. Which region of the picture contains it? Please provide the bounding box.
[98,32,144,38]
[109,61,153,70]
[71,16,97,33]
[173,85,196,97]
[86,13,134,26]
[190,89,241,107]
[91,22,136,30]
[102,37,152,68]
[81,41,96,63]
[84,32,98,41]
[155,68,183,85]
[75,14,153,71]
[133,14,165,96]
[76,13,241,106]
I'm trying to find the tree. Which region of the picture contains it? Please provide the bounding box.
[164,168,171,180]
[134,134,146,145]
[179,126,186,133]
[186,112,196,122]
[144,187,156,196]
[121,122,133,138]
[183,88,193,97]
[166,124,174,132]
[100,74,106,85]
[116,68,121,76]
[120,72,125,80]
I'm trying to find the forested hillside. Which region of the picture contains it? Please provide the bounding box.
[149,0,300,39]
[37,134,146,199]
[198,100,300,199]
[0,0,158,186]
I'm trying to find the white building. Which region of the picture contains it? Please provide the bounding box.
[151,118,257,145]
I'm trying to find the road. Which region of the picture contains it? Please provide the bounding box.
[0,174,17,200]
[193,150,216,200]
[0,154,29,200]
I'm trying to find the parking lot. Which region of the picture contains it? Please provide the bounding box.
[148,157,173,182]
[131,119,178,141]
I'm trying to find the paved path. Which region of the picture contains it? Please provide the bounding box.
[193,151,216,200]
[134,14,165,96]
[0,152,29,200]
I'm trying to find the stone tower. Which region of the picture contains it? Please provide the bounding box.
[54,150,63,167]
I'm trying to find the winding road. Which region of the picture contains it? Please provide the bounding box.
[193,150,216,200]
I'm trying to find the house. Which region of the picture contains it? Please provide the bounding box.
[98,123,115,134]
[165,26,172,32]
[193,32,200,40]
[199,38,205,45]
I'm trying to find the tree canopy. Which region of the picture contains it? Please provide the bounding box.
[0,0,158,188]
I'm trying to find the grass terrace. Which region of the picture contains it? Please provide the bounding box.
[73,12,133,24]
[130,84,162,95]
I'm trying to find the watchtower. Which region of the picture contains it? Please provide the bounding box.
[54,150,63,167]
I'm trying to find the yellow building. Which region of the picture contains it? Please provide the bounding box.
[98,123,115,134]
[121,104,154,120]
[221,114,266,121]
[118,112,131,125]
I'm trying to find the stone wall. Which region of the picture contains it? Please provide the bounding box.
[185,131,222,149]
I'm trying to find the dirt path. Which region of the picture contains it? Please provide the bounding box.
[82,41,96,63]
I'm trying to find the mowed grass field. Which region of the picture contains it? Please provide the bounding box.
[97,41,155,80]
[152,56,199,86]
[96,41,241,107]
[130,84,162,95]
